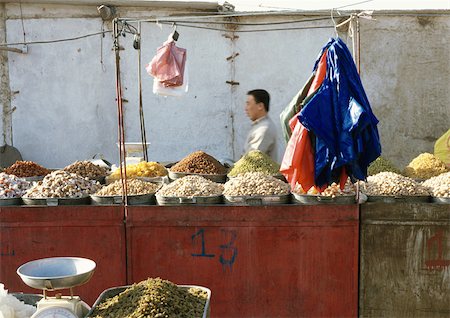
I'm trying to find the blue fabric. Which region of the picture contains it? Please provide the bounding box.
[299,38,381,186]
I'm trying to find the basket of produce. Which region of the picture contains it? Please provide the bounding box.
[422,171,450,204]
[223,172,290,205]
[156,175,224,205]
[4,160,50,181]
[63,160,109,183]
[86,278,211,318]
[106,161,168,183]
[91,179,160,205]
[227,150,280,178]
[292,180,357,205]
[360,172,431,203]
[0,173,31,206]
[22,170,101,206]
[168,151,228,183]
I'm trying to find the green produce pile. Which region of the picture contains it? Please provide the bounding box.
[88,278,208,318]
[368,157,401,176]
[403,152,449,180]
[228,150,280,177]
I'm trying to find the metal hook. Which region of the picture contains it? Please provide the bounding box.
[171,22,179,41]
[330,8,338,38]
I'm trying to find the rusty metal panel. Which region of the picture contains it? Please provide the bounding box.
[127,205,359,317]
[0,206,126,305]
[360,203,450,317]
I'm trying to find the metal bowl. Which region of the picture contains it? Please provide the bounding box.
[17,257,96,291]
[168,170,227,183]
[224,194,291,205]
[292,193,356,205]
[431,197,450,204]
[22,196,91,206]
[91,193,156,205]
[156,194,223,205]
[0,197,22,206]
[86,284,211,318]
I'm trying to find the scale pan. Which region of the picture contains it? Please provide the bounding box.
[17,257,96,291]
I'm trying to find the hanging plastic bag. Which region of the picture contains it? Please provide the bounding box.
[434,128,450,167]
[146,39,187,87]
[153,64,189,97]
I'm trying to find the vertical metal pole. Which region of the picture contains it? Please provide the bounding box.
[137,21,148,161]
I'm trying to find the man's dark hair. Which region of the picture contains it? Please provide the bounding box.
[247,89,270,112]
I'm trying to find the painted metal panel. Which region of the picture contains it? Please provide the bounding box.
[0,206,126,305]
[126,205,359,317]
[360,203,450,317]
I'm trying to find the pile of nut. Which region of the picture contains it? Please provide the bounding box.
[157,175,224,197]
[404,152,449,179]
[108,161,167,180]
[95,179,160,196]
[0,173,31,198]
[24,170,102,198]
[4,161,50,177]
[63,161,108,179]
[88,278,208,318]
[294,179,356,197]
[170,151,227,175]
[228,150,280,177]
[422,172,450,197]
[368,156,401,175]
[360,172,430,196]
[223,172,290,196]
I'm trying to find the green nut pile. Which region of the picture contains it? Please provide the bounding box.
[88,278,208,318]
[404,152,449,180]
[368,157,401,175]
[360,172,429,196]
[422,172,450,197]
[224,172,289,196]
[157,175,224,197]
[228,150,280,177]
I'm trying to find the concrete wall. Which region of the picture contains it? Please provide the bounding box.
[1,3,449,168]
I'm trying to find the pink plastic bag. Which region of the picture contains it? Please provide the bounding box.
[146,40,186,87]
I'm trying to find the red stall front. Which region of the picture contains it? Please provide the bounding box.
[126,205,359,317]
[0,206,126,305]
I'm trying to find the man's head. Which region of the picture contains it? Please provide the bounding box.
[245,89,270,121]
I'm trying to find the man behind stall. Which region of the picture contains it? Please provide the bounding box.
[244,89,278,161]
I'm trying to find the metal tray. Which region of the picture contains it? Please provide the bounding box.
[292,193,356,205]
[156,194,223,205]
[431,196,450,204]
[224,194,291,205]
[22,196,91,206]
[12,293,43,306]
[17,257,96,291]
[168,170,227,183]
[86,284,211,318]
[367,195,430,203]
[91,193,156,205]
[0,197,22,206]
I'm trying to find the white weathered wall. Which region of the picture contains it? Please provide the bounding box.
[2,3,449,168]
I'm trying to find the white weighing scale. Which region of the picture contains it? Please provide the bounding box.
[117,142,150,165]
[16,257,96,318]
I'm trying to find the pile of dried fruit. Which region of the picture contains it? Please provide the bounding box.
[88,278,208,318]
[63,161,108,179]
[224,172,289,196]
[170,151,226,174]
[228,150,280,177]
[404,153,448,179]
[157,175,223,197]
[109,161,167,180]
[4,161,50,177]
[368,157,401,175]
[360,172,429,196]
[95,179,160,196]
[0,173,30,198]
[422,172,450,197]
[294,179,355,197]
[24,170,102,198]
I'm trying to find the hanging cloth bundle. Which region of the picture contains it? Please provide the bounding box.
[281,37,381,190]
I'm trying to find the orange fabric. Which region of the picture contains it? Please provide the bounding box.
[281,50,328,191]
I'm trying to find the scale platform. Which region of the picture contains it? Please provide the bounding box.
[16,257,96,318]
